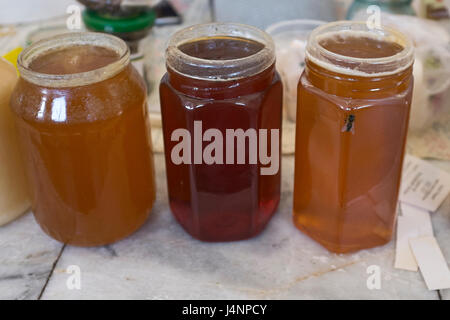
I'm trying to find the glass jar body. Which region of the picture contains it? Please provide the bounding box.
[293,60,413,253]
[160,65,282,241]
[11,64,156,246]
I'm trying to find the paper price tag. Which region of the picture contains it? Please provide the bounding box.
[394,203,433,271]
[409,236,450,291]
[400,154,450,212]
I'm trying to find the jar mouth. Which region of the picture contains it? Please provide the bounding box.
[166,22,275,81]
[306,21,414,77]
[18,32,130,88]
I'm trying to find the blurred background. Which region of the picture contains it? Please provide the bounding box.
[1,0,450,160]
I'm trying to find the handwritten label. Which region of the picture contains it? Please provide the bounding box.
[400,154,450,212]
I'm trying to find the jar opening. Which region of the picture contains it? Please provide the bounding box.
[166,23,275,81]
[18,32,130,88]
[178,36,265,61]
[306,21,414,77]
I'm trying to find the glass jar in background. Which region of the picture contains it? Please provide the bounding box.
[160,23,283,242]
[11,33,156,246]
[347,0,416,19]
[0,58,29,226]
[82,8,156,79]
[293,21,414,253]
[266,19,325,122]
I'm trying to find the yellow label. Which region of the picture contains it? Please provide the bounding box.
[2,47,23,74]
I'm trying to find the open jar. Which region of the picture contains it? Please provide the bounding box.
[293,21,414,253]
[160,23,283,241]
[11,33,156,246]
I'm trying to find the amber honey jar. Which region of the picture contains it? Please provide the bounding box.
[10,33,156,246]
[160,23,283,241]
[294,22,414,253]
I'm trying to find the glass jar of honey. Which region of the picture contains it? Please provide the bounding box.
[294,21,414,253]
[160,23,283,242]
[11,33,156,246]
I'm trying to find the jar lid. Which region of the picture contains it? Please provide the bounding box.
[82,9,156,34]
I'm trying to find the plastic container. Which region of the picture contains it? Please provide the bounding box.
[82,8,156,77]
[266,19,325,122]
[0,58,29,226]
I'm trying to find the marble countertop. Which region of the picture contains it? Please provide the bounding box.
[1,154,449,300]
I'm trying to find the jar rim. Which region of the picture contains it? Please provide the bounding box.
[306,21,414,77]
[18,32,130,88]
[166,22,275,81]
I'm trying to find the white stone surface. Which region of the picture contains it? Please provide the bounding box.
[0,212,63,299]
[0,154,447,300]
[30,155,445,300]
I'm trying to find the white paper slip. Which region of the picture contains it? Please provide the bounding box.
[400,154,450,212]
[400,203,433,230]
[395,217,420,271]
[409,236,450,290]
[394,206,433,271]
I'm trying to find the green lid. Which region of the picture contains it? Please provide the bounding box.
[82,9,156,34]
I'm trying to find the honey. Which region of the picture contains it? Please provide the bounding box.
[11,33,156,246]
[293,22,414,253]
[160,24,282,241]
